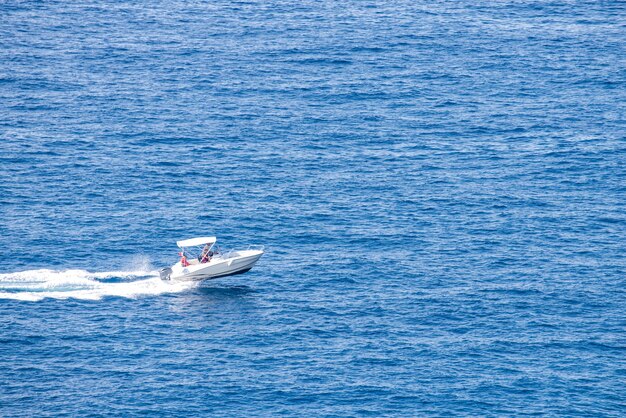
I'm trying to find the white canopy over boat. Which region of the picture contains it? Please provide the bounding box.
[176,236,217,248]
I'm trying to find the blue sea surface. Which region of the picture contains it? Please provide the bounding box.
[1,0,625,415]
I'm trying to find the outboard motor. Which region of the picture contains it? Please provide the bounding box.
[159,267,172,281]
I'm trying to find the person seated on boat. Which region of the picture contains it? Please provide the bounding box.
[199,244,214,263]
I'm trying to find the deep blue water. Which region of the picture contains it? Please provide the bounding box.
[1,0,625,415]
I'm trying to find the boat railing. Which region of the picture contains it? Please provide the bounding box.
[217,245,264,260]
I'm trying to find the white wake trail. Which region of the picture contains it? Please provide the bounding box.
[0,269,197,301]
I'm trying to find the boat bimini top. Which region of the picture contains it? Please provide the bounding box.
[176,236,217,248]
[176,236,219,264]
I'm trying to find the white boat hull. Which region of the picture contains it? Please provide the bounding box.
[162,250,264,282]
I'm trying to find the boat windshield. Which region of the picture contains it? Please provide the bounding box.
[180,242,215,260]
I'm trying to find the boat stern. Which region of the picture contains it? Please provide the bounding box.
[159,267,173,281]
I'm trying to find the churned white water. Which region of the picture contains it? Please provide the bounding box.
[0,269,196,301]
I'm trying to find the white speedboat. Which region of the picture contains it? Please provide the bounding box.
[159,237,264,282]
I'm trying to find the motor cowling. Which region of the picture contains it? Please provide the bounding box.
[160,267,173,281]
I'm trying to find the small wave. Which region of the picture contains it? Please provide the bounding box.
[0,269,196,302]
